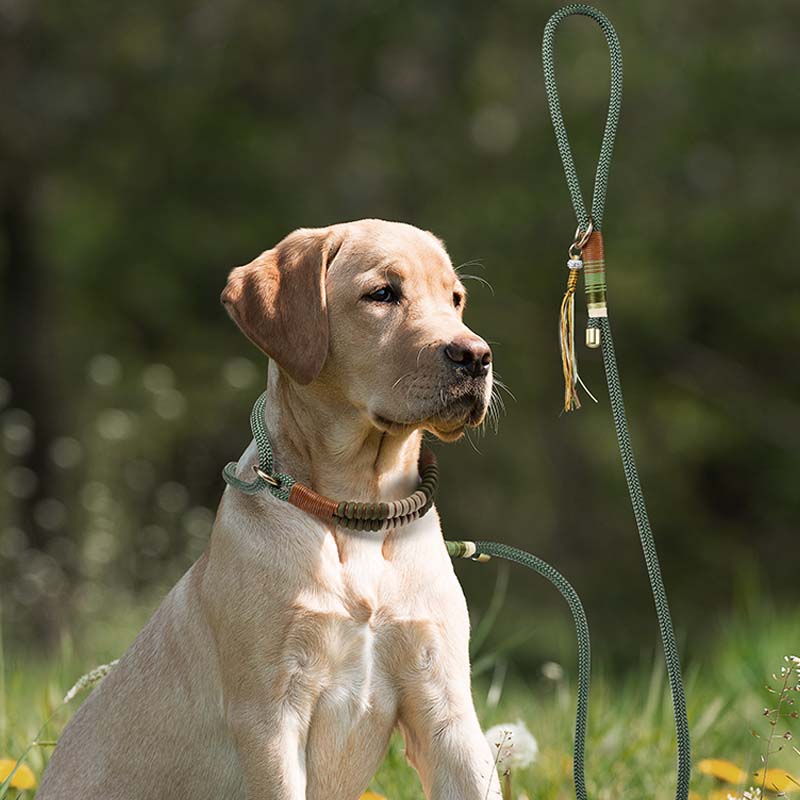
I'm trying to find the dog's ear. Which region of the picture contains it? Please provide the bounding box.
[221,227,343,385]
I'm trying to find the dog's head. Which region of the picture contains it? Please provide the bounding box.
[221,219,492,442]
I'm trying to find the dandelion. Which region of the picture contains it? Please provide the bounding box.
[485,721,538,800]
[698,758,748,784]
[485,721,538,770]
[752,768,799,793]
[0,759,36,790]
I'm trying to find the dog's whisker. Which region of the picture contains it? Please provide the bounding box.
[416,341,437,369]
[454,259,486,272]
[492,375,517,403]
[392,372,414,390]
[488,382,506,415]
[458,273,495,295]
[464,427,483,454]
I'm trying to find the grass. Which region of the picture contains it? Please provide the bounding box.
[1,601,798,800]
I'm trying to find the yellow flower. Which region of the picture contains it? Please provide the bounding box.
[698,758,748,784]
[753,768,799,793]
[360,793,387,800]
[0,758,37,790]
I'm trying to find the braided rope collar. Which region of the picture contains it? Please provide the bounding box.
[222,392,439,531]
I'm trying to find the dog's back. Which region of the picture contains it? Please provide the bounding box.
[37,559,244,800]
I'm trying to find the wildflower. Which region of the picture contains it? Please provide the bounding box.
[484,720,538,770]
[63,659,119,703]
[359,793,387,800]
[0,758,36,790]
[698,758,748,784]
[752,768,799,793]
[722,789,762,800]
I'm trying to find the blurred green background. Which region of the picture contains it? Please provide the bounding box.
[0,0,798,682]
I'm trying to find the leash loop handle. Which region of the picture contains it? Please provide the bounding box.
[542,4,623,232]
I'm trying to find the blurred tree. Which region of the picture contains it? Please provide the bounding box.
[0,0,798,662]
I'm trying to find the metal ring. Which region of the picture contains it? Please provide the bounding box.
[252,465,280,487]
[568,218,594,258]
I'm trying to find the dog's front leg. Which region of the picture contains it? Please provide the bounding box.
[400,699,501,799]
[398,636,501,800]
[228,702,310,799]
[224,652,318,800]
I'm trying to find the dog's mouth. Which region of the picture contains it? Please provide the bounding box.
[371,386,488,441]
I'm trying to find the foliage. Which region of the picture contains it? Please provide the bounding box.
[0,1,798,658]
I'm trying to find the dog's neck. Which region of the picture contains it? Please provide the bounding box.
[262,363,423,504]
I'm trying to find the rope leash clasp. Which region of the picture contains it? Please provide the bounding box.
[569,218,594,260]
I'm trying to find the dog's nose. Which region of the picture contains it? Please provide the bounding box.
[444,335,492,377]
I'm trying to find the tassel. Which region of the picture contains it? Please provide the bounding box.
[559,259,583,412]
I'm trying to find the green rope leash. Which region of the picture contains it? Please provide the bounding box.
[448,539,592,797]
[454,8,690,800]
[544,8,690,799]
[222,391,295,501]
[543,4,622,233]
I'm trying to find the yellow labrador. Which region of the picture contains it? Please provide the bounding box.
[38,219,502,800]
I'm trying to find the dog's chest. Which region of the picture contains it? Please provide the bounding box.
[286,552,401,738]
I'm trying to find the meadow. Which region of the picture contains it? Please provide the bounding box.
[1,597,797,800]
[2,2,799,799]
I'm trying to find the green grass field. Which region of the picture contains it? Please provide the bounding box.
[1,601,798,800]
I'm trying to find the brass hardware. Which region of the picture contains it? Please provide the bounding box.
[253,465,280,487]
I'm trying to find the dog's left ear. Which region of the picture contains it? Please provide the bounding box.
[221,227,343,385]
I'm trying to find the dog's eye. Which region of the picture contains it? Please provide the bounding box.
[453,292,463,308]
[366,286,398,303]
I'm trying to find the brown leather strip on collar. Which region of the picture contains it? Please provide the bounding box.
[286,447,437,527]
[287,482,338,520]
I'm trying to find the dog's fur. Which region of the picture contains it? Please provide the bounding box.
[38,219,502,799]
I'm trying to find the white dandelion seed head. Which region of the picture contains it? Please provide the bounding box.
[484,720,538,770]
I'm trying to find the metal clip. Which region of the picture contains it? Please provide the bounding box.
[568,218,594,259]
[253,465,280,487]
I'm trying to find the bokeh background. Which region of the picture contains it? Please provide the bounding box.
[1,0,798,686]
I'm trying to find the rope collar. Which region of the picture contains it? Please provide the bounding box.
[222,392,439,531]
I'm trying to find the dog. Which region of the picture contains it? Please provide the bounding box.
[38,219,502,799]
